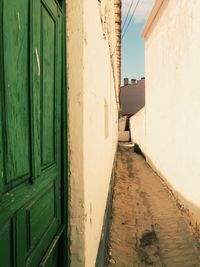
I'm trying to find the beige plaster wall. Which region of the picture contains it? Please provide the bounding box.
[144,0,200,226]
[119,117,126,131]
[66,1,85,265]
[67,0,119,266]
[130,107,146,152]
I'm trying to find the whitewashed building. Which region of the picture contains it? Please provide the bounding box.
[130,0,200,234]
[67,0,121,266]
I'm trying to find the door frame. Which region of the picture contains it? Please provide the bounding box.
[60,1,69,266]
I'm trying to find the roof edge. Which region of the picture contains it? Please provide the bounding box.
[142,0,169,40]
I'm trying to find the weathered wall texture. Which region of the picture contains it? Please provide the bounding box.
[130,107,146,152]
[131,0,200,230]
[67,0,120,266]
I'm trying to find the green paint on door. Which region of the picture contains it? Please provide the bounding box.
[0,0,64,266]
[0,221,12,267]
[41,4,56,168]
[3,0,30,188]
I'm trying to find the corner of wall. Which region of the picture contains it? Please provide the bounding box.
[67,0,86,265]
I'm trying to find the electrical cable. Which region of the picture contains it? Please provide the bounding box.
[121,0,141,40]
[122,0,136,32]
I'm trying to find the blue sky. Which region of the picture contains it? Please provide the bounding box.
[121,0,156,82]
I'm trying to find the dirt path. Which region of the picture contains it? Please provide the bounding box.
[108,144,200,267]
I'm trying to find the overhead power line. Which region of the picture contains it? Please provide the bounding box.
[121,0,141,40]
[122,0,136,33]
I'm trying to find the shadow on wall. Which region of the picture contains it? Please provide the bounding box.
[133,143,146,160]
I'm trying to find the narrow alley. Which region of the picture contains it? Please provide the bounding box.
[108,144,200,267]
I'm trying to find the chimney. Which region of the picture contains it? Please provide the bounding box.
[131,78,137,84]
[124,78,129,86]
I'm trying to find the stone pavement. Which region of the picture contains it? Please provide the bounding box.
[108,144,200,267]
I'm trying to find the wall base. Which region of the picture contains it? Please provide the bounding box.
[145,154,200,238]
[95,159,116,267]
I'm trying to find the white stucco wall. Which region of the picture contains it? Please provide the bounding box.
[144,0,200,226]
[67,0,119,266]
[130,107,146,152]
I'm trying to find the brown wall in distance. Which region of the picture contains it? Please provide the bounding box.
[120,79,145,116]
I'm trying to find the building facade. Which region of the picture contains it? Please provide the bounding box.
[67,0,121,266]
[130,0,200,233]
[0,0,121,266]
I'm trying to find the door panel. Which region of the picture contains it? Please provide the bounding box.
[31,0,41,181]
[0,0,63,266]
[41,4,56,169]
[3,0,31,190]
[0,220,12,267]
[27,182,56,249]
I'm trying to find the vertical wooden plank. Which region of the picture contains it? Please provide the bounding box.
[40,5,56,169]
[2,0,30,186]
[3,0,31,185]
[0,221,12,267]
[30,0,41,182]
[0,96,3,198]
[60,2,68,265]
[15,209,26,267]
[55,10,62,223]
[0,0,4,197]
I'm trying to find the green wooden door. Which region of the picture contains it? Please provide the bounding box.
[0,0,64,266]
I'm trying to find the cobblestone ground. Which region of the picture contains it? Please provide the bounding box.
[108,144,200,267]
